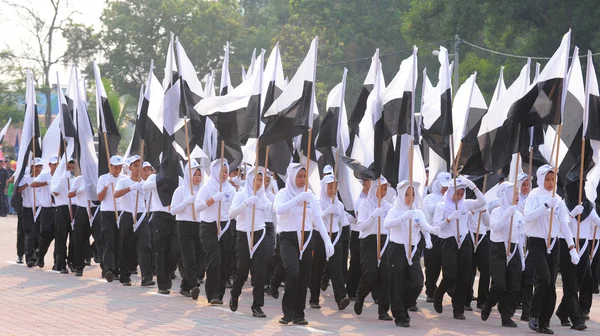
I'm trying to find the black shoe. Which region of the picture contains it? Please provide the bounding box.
[395,320,410,327]
[408,304,418,312]
[426,296,434,303]
[84,258,91,266]
[338,297,350,311]
[434,298,443,314]
[105,271,114,283]
[141,279,155,286]
[122,281,132,286]
[68,263,76,273]
[158,289,170,295]
[278,316,292,325]
[320,281,328,292]
[379,313,393,321]
[481,304,491,321]
[170,272,176,280]
[16,256,23,264]
[453,313,466,320]
[209,299,223,305]
[571,323,587,331]
[293,318,308,325]
[93,256,100,264]
[348,296,357,302]
[354,299,364,315]
[309,302,321,309]
[476,303,484,310]
[582,312,590,320]
[560,321,572,327]
[225,280,232,289]
[180,289,192,298]
[271,287,279,299]
[26,260,35,268]
[229,297,238,312]
[59,268,68,274]
[464,304,473,311]
[374,298,379,304]
[520,313,530,321]
[537,327,554,334]
[36,259,44,268]
[75,270,83,277]
[528,317,540,332]
[502,318,518,327]
[252,307,266,318]
[191,287,200,300]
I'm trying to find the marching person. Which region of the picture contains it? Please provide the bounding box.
[384,180,439,327]
[423,172,451,302]
[353,176,393,321]
[114,155,154,287]
[144,167,182,295]
[524,164,579,334]
[170,160,203,299]
[467,205,491,311]
[16,158,44,268]
[30,155,58,270]
[308,174,351,311]
[480,182,525,328]
[347,178,371,301]
[195,159,236,304]
[263,170,279,297]
[579,211,600,320]
[50,157,76,274]
[273,163,334,325]
[97,155,125,282]
[555,196,599,330]
[515,173,534,321]
[228,166,271,317]
[432,176,486,320]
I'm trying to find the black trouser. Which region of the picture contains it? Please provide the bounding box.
[469,233,490,307]
[424,234,443,298]
[357,234,390,314]
[119,212,152,283]
[67,206,77,267]
[485,241,522,320]
[54,205,71,270]
[22,207,36,263]
[72,206,92,271]
[280,231,313,320]
[16,209,24,257]
[527,237,559,329]
[264,222,276,283]
[89,207,103,268]
[310,231,347,305]
[0,193,7,215]
[148,214,158,275]
[154,212,181,291]
[101,211,120,274]
[579,239,597,315]
[341,225,351,282]
[270,234,285,291]
[37,207,56,264]
[346,230,362,298]
[521,250,534,318]
[199,221,230,301]
[434,235,473,315]
[388,242,423,323]
[556,238,588,326]
[231,229,266,309]
[228,219,237,281]
[177,220,202,292]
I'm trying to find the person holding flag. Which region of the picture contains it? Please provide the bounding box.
[50,157,76,274]
[228,166,271,318]
[431,176,486,320]
[30,155,58,270]
[273,163,335,325]
[17,158,44,268]
[384,180,439,327]
[353,176,393,321]
[170,160,203,299]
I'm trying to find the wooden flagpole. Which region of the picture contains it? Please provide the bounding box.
[133,139,145,223]
[329,149,340,240]
[250,139,260,252]
[451,137,462,244]
[575,138,586,251]
[507,152,520,256]
[300,128,314,252]
[408,139,414,258]
[474,174,488,247]
[183,119,197,221]
[548,124,563,248]
[63,139,74,223]
[102,131,119,221]
[217,140,224,236]
[31,135,38,217]
[377,177,382,262]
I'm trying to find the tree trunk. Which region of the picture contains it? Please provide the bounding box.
[44,88,52,127]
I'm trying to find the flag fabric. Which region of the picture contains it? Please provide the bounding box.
[163,32,179,91]
[540,46,586,187]
[56,73,77,156]
[507,31,571,126]
[421,46,453,163]
[261,37,318,148]
[453,72,489,176]
[478,60,531,173]
[261,43,286,116]
[584,51,600,203]
[141,62,165,169]
[15,70,41,186]
[491,66,506,103]
[0,118,11,143]
[316,69,349,166]
[93,62,121,177]
[40,116,60,174]
[220,42,232,96]
[347,49,384,157]
[124,85,145,159]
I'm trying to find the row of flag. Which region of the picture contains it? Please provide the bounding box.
[12,30,600,215]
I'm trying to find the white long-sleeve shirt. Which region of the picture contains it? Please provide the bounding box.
[352,192,368,232]
[433,190,486,240]
[19,175,42,208]
[195,184,236,223]
[97,173,124,212]
[524,195,574,246]
[52,173,73,206]
[229,191,271,232]
[114,177,146,213]
[170,186,197,222]
[142,174,169,213]
[565,211,600,240]
[355,200,391,239]
[273,189,326,235]
[32,172,54,207]
[69,176,89,208]
[320,201,349,234]
[490,207,525,244]
[423,193,443,223]
[384,208,434,246]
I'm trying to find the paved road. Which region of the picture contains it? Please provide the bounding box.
[0,215,598,335]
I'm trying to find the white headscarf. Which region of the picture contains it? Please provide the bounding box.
[394,180,423,211]
[496,181,515,210]
[441,177,468,212]
[366,176,392,212]
[183,160,202,195]
[529,164,554,199]
[282,163,306,198]
[319,174,343,212]
[242,166,270,208]
[207,158,235,194]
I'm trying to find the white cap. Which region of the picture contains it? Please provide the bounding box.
[109,155,124,166]
[142,161,152,168]
[437,172,452,187]
[49,155,59,164]
[127,155,141,165]
[32,157,44,166]
[68,157,75,163]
